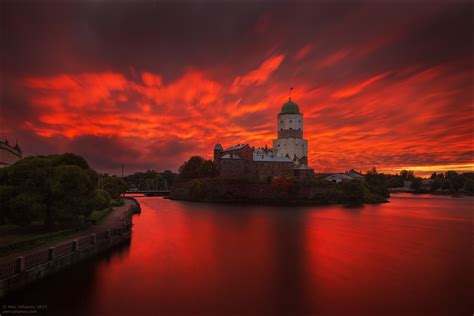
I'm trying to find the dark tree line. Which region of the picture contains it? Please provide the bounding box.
[178,156,217,180]
[362,168,474,195]
[428,171,473,194]
[124,170,177,190]
[0,153,128,230]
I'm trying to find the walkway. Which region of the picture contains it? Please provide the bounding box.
[0,199,135,264]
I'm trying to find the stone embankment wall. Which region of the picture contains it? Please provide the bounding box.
[0,198,141,297]
[170,179,328,202]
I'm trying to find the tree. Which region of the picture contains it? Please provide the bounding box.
[341,180,365,206]
[1,153,102,230]
[102,176,128,200]
[364,169,389,197]
[178,156,217,180]
[410,178,422,193]
[430,176,442,192]
[400,170,415,181]
[445,171,464,193]
[161,170,176,189]
[387,176,403,188]
[463,179,474,195]
[51,153,90,169]
[50,165,97,226]
[8,192,45,227]
[7,157,54,227]
[94,189,111,210]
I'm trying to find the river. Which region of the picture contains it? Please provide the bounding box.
[2,194,472,315]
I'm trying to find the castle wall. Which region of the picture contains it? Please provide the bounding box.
[277,114,303,134]
[273,138,308,162]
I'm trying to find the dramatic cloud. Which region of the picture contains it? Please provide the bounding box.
[1,0,472,176]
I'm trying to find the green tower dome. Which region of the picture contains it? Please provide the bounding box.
[280,100,300,114]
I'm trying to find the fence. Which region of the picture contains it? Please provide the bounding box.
[0,222,132,280]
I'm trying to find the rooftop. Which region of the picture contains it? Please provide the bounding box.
[221,154,241,159]
[280,100,300,115]
[252,149,293,163]
[223,144,247,152]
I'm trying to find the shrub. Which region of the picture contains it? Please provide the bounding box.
[102,176,128,200]
[95,189,111,210]
[178,156,217,180]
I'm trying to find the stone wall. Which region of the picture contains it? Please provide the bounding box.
[170,178,331,202]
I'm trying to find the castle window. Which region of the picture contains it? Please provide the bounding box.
[280,120,283,123]
[289,127,292,130]
[298,120,301,123]
[289,120,292,123]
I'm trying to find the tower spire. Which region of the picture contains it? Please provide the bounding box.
[289,87,293,101]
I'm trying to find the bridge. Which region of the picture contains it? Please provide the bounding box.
[125,190,171,196]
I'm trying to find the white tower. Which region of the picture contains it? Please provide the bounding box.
[272,99,308,165]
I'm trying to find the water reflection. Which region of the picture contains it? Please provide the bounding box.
[1,194,472,315]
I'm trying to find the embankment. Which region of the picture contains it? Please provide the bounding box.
[0,198,141,297]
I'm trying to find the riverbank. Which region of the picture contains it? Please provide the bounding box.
[3,195,470,315]
[389,188,472,197]
[170,178,388,205]
[0,198,140,297]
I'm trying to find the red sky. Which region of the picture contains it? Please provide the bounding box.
[1,1,472,176]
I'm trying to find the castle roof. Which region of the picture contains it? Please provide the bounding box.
[252,149,293,163]
[280,100,300,115]
[223,144,247,152]
[221,154,241,159]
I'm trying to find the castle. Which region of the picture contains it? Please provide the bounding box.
[214,99,314,180]
[0,139,22,168]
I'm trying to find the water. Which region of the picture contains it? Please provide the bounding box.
[2,194,472,315]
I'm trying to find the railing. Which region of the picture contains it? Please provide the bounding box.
[0,260,17,279]
[55,243,73,258]
[0,222,132,280]
[78,236,92,249]
[25,250,49,269]
[96,231,108,241]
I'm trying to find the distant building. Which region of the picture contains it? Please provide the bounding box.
[272,100,308,165]
[214,99,314,180]
[324,173,354,183]
[0,139,22,167]
[347,169,365,182]
[323,169,365,183]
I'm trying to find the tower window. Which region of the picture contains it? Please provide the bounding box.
[298,120,301,123]
[289,120,292,123]
[280,120,283,123]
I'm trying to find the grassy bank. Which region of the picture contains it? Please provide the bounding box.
[87,207,112,224]
[0,201,122,257]
[0,226,82,256]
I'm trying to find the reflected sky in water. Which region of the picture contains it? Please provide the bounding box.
[3,194,472,315]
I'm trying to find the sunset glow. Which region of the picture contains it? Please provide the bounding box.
[1,1,472,175]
